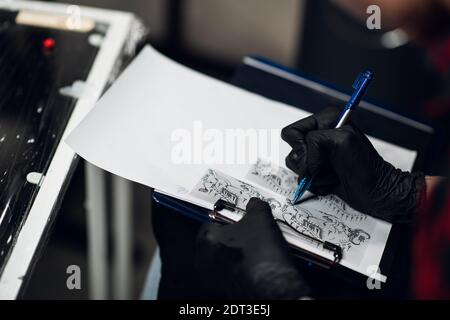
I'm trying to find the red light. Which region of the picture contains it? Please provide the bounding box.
[43,38,56,51]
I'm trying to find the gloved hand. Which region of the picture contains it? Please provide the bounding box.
[195,198,310,300]
[281,107,426,222]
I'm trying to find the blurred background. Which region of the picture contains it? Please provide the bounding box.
[21,0,439,299]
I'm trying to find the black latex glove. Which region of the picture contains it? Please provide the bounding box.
[195,198,310,300]
[281,107,425,222]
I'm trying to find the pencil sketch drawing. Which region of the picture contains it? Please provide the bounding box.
[245,158,298,197]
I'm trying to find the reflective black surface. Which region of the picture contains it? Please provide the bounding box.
[0,10,98,271]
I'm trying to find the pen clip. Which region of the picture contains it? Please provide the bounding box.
[353,71,374,90]
[352,73,365,90]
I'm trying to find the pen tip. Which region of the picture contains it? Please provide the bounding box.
[299,190,316,202]
[292,190,316,205]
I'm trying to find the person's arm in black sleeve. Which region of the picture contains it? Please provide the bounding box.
[195,198,311,300]
[281,107,426,222]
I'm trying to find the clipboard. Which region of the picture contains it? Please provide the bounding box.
[152,190,404,286]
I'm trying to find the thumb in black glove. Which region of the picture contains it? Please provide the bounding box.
[282,107,425,222]
[195,198,310,300]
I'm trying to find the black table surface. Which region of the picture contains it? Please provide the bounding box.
[0,10,99,272]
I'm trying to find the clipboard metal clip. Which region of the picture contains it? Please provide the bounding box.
[323,241,343,265]
[211,199,343,265]
[209,199,243,224]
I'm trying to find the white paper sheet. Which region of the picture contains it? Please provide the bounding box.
[67,45,417,280]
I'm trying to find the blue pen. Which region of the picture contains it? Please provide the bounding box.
[290,70,375,205]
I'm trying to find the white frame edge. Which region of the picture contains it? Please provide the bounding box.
[0,0,134,299]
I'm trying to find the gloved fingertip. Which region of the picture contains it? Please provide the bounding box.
[246,198,272,216]
[196,222,222,245]
[291,151,300,161]
[281,127,302,142]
